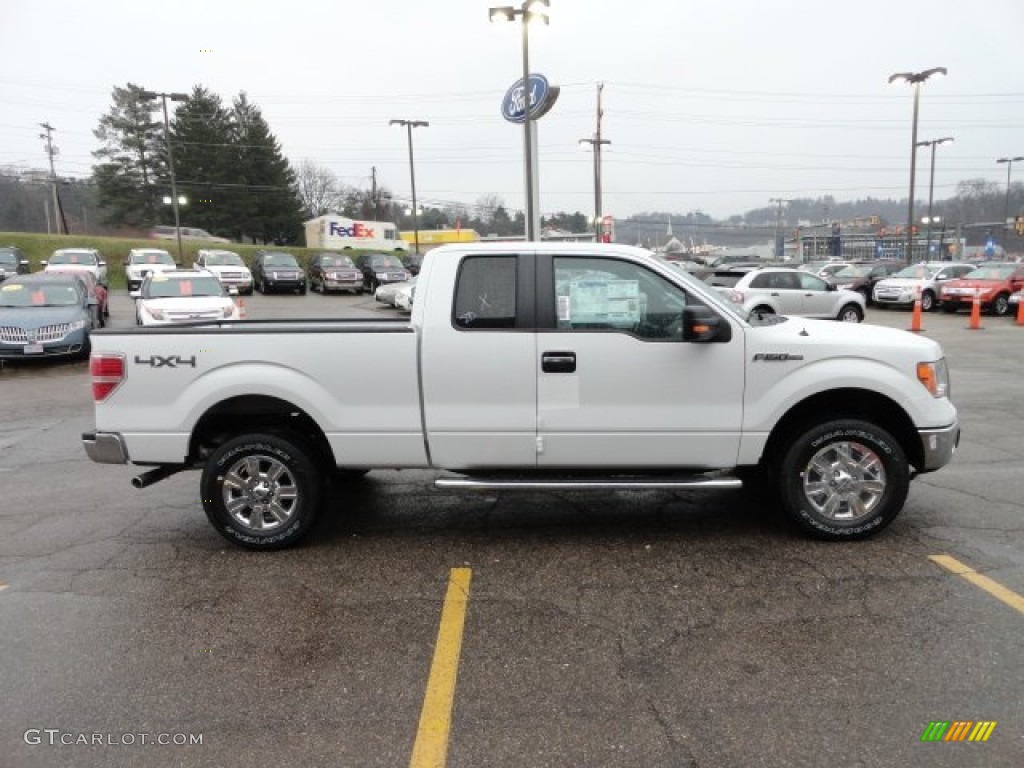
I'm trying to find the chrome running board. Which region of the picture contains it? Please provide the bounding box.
[435,474,742,491]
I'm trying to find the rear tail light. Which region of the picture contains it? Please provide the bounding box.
[728,290,745,303]
[90,354,125,402]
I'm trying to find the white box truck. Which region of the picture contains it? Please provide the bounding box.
[304,215,408,252]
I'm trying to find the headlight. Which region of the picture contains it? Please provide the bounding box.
[70,319,87,331]
[917,358,950,398]
[222,305,235,318]
[148,307,166,321]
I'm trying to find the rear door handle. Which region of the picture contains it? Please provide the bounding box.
[542,351,576,373]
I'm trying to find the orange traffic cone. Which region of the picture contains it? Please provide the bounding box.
[1016,296,1024,326]
[236,296,247,319]
[909,290,923,332]
[967,289,983,330]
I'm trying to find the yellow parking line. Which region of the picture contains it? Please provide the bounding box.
[929,555,1024,615]
[409,567,473,768]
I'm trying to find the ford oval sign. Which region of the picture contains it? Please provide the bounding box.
[501,74,553,124]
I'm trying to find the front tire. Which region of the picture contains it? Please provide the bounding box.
[778,419,909,540]
[921,290,936,312]
[991,293,1010,316]
[201,433,322,550]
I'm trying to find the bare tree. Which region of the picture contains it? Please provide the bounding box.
[475,194,505,225]
[295,159,340,218]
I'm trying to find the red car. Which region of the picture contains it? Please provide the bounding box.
[46,269,109,326]
[939,263,1024,316]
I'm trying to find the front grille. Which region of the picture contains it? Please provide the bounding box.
[221,271,247,280]
[0,323,73,343]
[165,310,222,322]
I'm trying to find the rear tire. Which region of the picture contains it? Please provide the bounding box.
[778,419,908,540]
[837,304,863,323]
[201,432,322,550]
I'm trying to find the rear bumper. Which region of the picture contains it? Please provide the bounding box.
[918,421,959,473]
[82,431,129,464]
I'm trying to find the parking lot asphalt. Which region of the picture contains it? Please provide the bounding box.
[1,290,1022,768]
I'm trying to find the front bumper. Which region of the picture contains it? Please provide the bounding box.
[82,431,129,464]
[918,421,959,473]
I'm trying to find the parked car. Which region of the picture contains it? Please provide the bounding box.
[194,249,253,295]
[394,281,415,312]
[45,268,108,326]
[872,262,974,311]
[132,270,240,326]
[0,273,98,359]
[150,225,231,243]
[938,263,1024,316]
[375,276,417,307]
[713,266,865,322]
[42,248,108,286]
[828,261,905,305]
[354,252,412,294]
[0,245,30,281]
[1009,289,1023,311]
[307,252,362,294]
[798,260,849,278]
[403,253,424,275]
[252,250,306,294]
[124,248,177,291]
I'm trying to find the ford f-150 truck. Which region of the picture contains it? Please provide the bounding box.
[82,243,959,549]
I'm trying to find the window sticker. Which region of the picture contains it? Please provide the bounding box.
[557,294,571,322]
[568,279,640,325]
[179,280,193,297]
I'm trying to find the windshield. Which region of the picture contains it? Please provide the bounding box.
[263,253,298,267]
[145,275,225,298]
[0,253,17,268]
[204,252,244,266]
[892,264,940,279]
[370,254,404,269]
[964,266,1014,280]
[834,265,872,278]
[319,255,355,268]
[0,281,80,307]
[132,251,175,265]
[50,251,97,266]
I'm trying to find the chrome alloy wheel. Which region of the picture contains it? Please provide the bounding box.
[801,441,886,523]
[221,454,300,532]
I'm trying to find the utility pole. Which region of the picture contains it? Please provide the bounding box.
[371,166,379,219]
[140,90,188,263]
[769,198,793,260]
[39,122,67,234]
[579,83,611,242]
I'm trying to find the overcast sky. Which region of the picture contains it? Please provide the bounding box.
[2,0,1023,221]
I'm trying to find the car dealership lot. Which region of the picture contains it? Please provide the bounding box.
[1,292,1022,768]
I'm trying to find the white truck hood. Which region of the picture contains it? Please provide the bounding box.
[747,316,943,362]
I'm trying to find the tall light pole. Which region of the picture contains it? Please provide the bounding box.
[889,67,947,262]
[389,119,429,254]
[916,136,953,258]
[489,0,550,241]
[997,156,1024,238]
[769,198,793,260]
[141,89,188,263]
[579,83,609,242]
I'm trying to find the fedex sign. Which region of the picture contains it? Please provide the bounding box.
[329,221,376,239]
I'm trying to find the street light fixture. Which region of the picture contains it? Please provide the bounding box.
[140,89,189,262]
[489,0,550,241]
[888,67,947,262]
[916,136,953,258]
[996,156,1024,235]
[389,119,429,255]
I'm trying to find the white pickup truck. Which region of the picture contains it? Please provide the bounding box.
[83,243,959,549]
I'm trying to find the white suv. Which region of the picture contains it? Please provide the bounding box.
[709,267,865,322]
[194,249,253,295]
[124,248,177,291]
[43,248,108,286]
[872,262,974,311]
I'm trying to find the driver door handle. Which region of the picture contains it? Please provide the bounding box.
[542,351,576,373]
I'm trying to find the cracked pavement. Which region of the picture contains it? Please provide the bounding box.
[1,293,1021,767]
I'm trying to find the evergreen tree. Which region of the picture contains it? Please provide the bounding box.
[91,83,166,228]
[168,85,236,237]
[230,92,303,244]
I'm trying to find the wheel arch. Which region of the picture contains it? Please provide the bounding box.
[762,388,922,471]
[188,395,334,470]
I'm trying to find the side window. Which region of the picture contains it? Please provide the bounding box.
[553,256,689,341]
[453,255,517,329]
[797,272,827,291]
[749,273,773,289]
